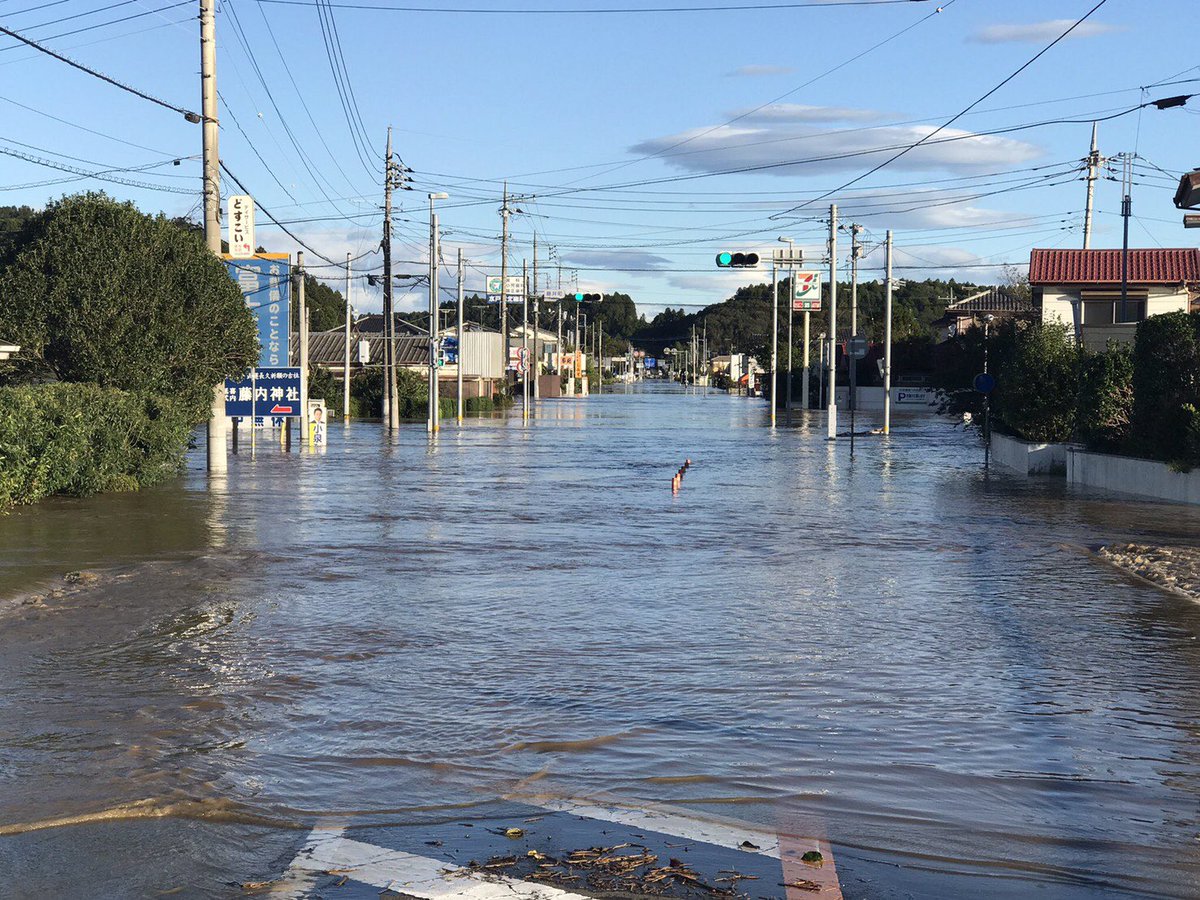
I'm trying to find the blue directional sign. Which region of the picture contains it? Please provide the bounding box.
[974,372,996,395]
[224,367,302,418]
[225,254,291,367]
[441,335,459,364]
[644,357,657,369]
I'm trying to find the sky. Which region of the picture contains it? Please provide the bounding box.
[1,0,1198,319]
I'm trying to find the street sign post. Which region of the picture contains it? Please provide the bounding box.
[486,274,524,301]
[847,334,868,456]
[227,195,255,258]
[847,335,868,359]
[225,254,290,367]
[792,271,822,311]
[974,372,996,394]
[225,367,303,418]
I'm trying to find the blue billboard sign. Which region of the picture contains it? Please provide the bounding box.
[224,367,302,418]
[226,254,290,367]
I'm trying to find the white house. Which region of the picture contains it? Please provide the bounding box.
[1031,248,1200,350]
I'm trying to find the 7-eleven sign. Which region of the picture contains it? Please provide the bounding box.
[792,271,822,311]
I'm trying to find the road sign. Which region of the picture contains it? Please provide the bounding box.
[486,274,524,301]
[645,357,657,369]
[1184,214,1200,228]
[441,335,459,364]
[357,339,371,364]
[225,254,290,367]
[847,335,868,359]
[515,345,530,375]
[224,367,302,418]
[227,195,255,258]
[792,271,822,311]
[974,372,996,395]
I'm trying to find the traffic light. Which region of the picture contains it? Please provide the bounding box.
[1174,170,1200,209]
[715,251,760,268]
[571,292,603,303]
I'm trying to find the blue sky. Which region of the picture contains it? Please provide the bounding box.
[1,0,1197,317]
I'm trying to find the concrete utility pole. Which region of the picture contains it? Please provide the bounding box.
[1120,152,1132,323]
[428,192,447,435]
[883,230,894,436]
[200,0,226,474]
[802,296,811,411]
[596,317,602,394]
[298,251,308,421]
[849,223,862,338]
[522,259,529,423]
[557,302,563,375]
[343,251,351,422]
[382,127,396,430]
[532,234,540,400]
[1083,122,1102,250]
[456,247,464,425]
[770,252,778,428]
[778,236,796,420]
[827,204,838,440]
[702,320,708,398]
[499,183,511,386]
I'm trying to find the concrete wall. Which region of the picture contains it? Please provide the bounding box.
[832,386,938,412]
[991,432,1068,475]
[1067,447,1200,505]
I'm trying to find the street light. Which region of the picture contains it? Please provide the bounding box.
[428,192,449,434]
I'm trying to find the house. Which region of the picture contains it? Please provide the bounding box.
[931,288,1033,339]
[0,339,19,363]
[1030,248,1200,350]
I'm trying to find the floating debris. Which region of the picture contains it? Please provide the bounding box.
[800,850,824,867]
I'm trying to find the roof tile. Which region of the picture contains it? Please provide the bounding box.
[1029,248,1200,285]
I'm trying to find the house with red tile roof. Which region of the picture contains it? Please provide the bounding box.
[1029,248,1200,350]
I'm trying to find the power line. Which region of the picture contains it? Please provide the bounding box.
[0,20,201,121]
[772,0,1113,218]
[254,0,926,13]
[0,2,193,55]
[0,145,199,193]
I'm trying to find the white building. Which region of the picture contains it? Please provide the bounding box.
[1031,248,1200,351]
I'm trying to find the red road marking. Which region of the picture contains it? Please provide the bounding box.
[778,819,843,899]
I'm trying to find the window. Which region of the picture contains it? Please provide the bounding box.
[1080,290,1147,325]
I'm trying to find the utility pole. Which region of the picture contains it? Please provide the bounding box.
[827,204,839,440]
[778,236,796,420]
[596,317,602,394]
[702,319,708,397]
[557,302,563,376]
[343,251,351,422]
[522,259,529,422]
[428,192,447,434]
[770,252,778,427]
[382,127,396,431]
[1083,123,1102,250]
[298,251,308,423]
[500,183,511,388]
[1120,152,1132,324]
[532,234,540,400]
[456,247,464,425]
[849,223,862,337]
[200,0,226,474]
[883,231,894,436]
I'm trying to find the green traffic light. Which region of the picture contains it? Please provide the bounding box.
[574,292,584,301]
[717,252,732,267]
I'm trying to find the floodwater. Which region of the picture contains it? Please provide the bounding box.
[3,383,1200,898]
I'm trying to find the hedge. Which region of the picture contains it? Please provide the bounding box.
[1129,311,1200,463]
[0,383,192,512]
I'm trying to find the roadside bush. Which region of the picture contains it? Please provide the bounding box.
[992,320,1079,442]
[1077,343,1133,452]
[1129,311,1200,464]
[0,383,192,512]
[0,193,258,423]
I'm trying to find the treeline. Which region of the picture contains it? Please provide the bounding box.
[935,313,1200,469]
[0,194,258,511]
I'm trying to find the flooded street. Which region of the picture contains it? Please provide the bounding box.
[3,384,1200,898]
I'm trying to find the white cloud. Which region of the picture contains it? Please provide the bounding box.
[736,104,886,124]
[970,20,1122,44]
[629,120,1042,177]
[561,249,673,271]
[728,64,796,77]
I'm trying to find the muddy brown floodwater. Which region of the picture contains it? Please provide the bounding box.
[2,384,1200,898]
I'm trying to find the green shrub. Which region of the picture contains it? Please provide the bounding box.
[1077,343,1134,452]
[1129,311,1200,464]
[992,319,1079,442]
[0,383,192,512]
[0,193,258,423]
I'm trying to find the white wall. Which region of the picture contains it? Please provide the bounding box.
[832,386,938,412]
[1068,447,1200,505]
[991,433,1067,475]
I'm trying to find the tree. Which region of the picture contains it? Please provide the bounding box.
[0,193,258,423]
[301,273,347,332]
